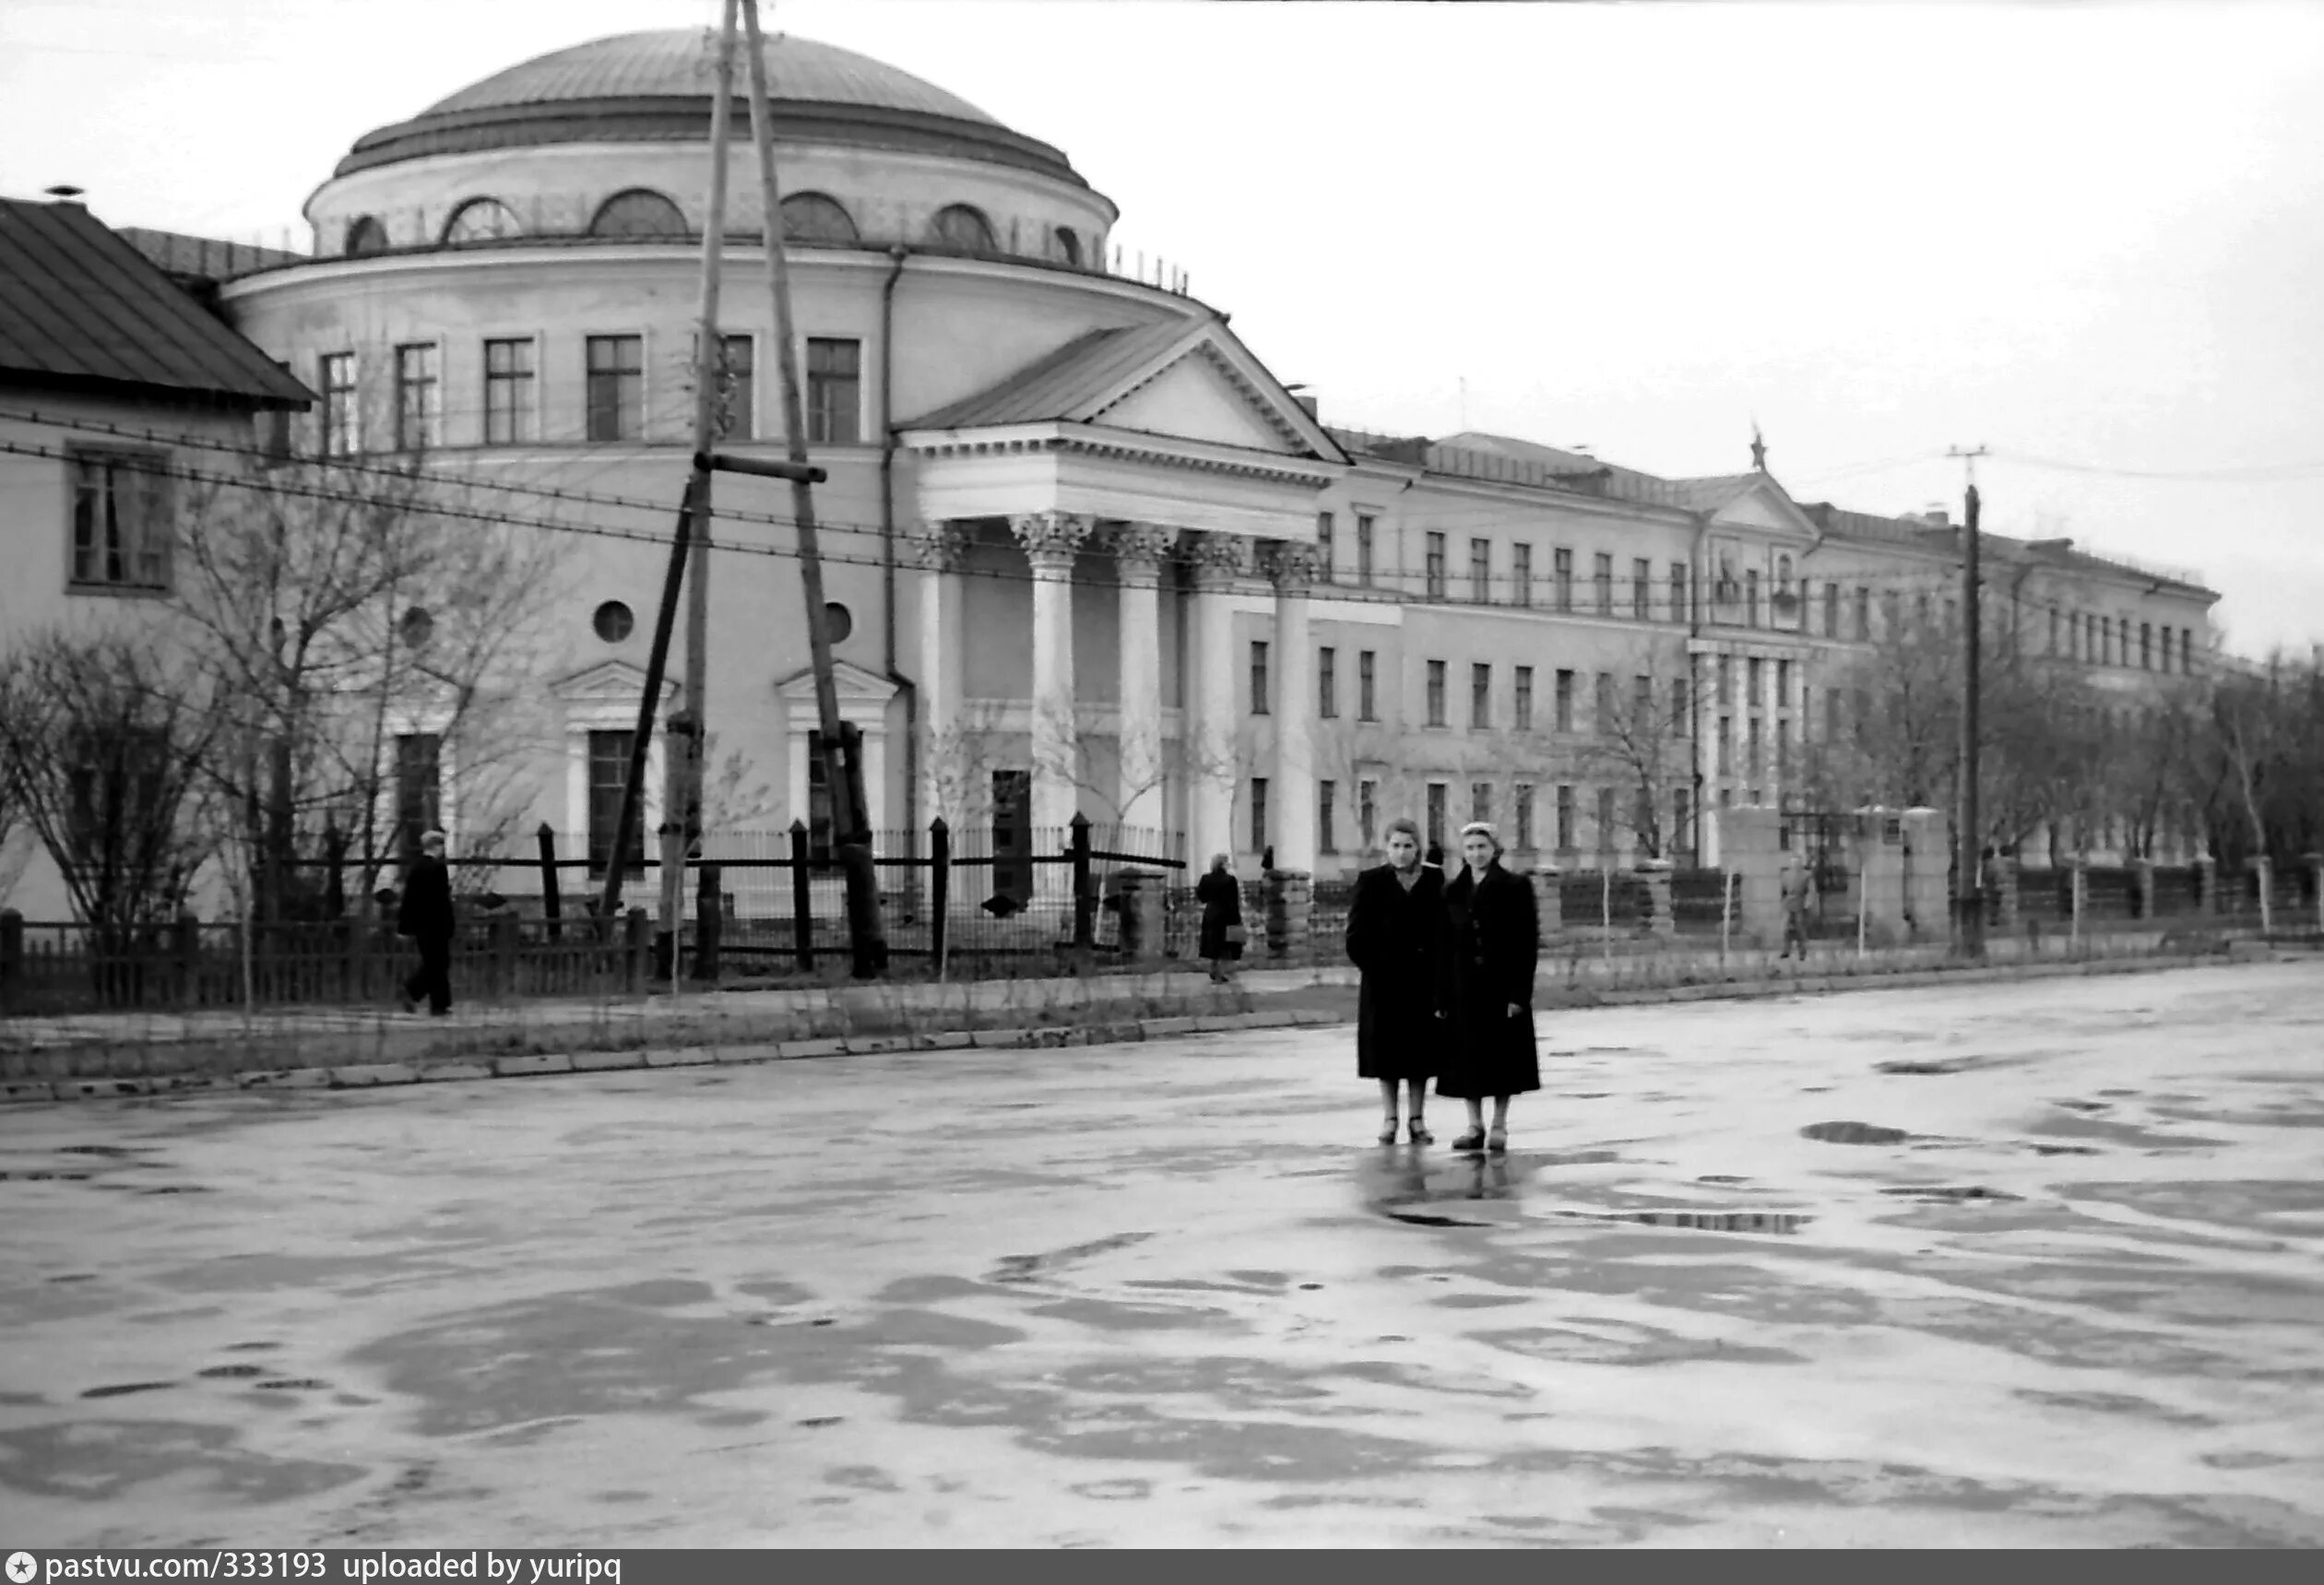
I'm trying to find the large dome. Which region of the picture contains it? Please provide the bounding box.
[336,29,1085,186]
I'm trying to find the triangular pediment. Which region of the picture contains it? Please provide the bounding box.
[550,658,675,703]
[1707,478,1820,541]
[775,659,898,703]
[1091,344,1299,454]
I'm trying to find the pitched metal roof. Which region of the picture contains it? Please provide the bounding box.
[903,319,1194,430]
[0,200,313,408]
[1661,474,1765,514]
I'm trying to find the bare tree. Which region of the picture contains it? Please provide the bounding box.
[1571,643,1694,861]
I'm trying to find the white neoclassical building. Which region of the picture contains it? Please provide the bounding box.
[2,28,2223,924]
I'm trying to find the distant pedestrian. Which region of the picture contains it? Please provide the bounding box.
[1438,822,1540,1153]
[397,830,456,1016]
[1779,858,1812,961]
[1195,853,1246,983]
[1346,817,1447,1143]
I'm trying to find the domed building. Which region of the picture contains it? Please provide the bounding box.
[220,27,1356,914]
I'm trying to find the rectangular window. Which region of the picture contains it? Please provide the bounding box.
[1777,718,1792,782]
[1856,586,1872,640]
[1358,778,1379,849]
[1514,665,1535,731]
[1595,671,1615,735]
[482,337,536,445]
[1319,779,1337,854]
[1632,558,1652,621]
[807,729,838,858]
[715,333,754,440]
[1470,781,1491,826]
[1250,776,1269,853]
[63,726,167,862]
[1776,658,1792,707]
[2140,621,2152,669]
[1632,674,1653,732]
[1595,787,1616,851]
[1673,789,1691,858]
[1425,659,1447,727]
[1425,532,1447,600]
[805,337,862,444]
[1824,581,1840,638]
[1554,548,1573,611]
[1356,513,1376,586]
[1469,538,1491,603]
[1746,569,1762,628]
[1512,542,1533,606]
[1826,689,1843,741]
[586,334,644,442]
[1595,552,1614,614]
[1748,717,1764,780]
[1670,562,1688,624]
[1717,716,1733,775]
[1471,663,1491,729]
[1318,645,1337,717]
[586,729,641,869]
[67,451,172,591]
[1426,782,1448,851]
[1634,787,1654,853]
[1315,513,1336,585]
[1749,656,1764,705]
[1358,649,1378,721]
[1514,784,1536,852]
[1555,785,1575,851]
[1718,654,1735,706]
[2048,605,2060,655]
[320,351,358,455]
[1554,668,1575,732]
[1250,640,1271,715]
[395,732,444,867]
[1671,676,1690,738]
[393,342,439,452]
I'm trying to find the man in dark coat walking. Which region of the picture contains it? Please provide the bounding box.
[1438,821,1540,1153]
[1346,816,1446,1143]
[397,829,456,1016]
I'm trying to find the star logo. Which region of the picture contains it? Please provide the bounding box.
[6,1552,38,1584]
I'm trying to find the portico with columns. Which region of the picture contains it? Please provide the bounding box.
[896,315,1348,878]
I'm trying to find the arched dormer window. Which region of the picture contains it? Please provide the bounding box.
[442,196,522,244]
[926,203,995,253]
[779,192,859,244]
[588,189,688,239]
[1050,226,1082,266]
[344,215,387,256]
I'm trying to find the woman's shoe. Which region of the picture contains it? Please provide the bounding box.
[1451,1128,1486,1153]
[1486,1126,1509,1154]
[1377,1117,1400,1145]
[1406,1118,1434,1145]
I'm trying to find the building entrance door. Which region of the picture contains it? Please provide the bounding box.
[991,769,1032,904]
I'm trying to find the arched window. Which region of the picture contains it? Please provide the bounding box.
[779,192,859,244]
[442,197,522,244]
[344,215,387,256]
[588,189,688,239]
[925,203,995,253]
[1050,226,1082,266]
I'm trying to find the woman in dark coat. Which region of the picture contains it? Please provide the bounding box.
[1438,821,1540,1153]
[1194,853,1244,982]
[1346,816,1446,1143]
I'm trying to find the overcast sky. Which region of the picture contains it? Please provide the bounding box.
[6,0,2320,656]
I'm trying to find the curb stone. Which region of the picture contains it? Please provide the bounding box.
[238,1068,331,1091]
[56,1077,152,1100]
[774,1037,849,1060]
[490,1054,572,1078]
[912,1031,976,1051]
[643,1048,715,1069]
[330,1063,421,1088]
[414,1061,493,1084]
[571,1050,647,1073]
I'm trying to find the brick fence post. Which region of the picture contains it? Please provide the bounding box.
[2131,858,2157,921]
[1529,867,1563,937]
[624,906,650,996]
[1263,869,1312,960]
[175,909,202,1008]
[1634,858,1675,939]
[2193,856,2218,917]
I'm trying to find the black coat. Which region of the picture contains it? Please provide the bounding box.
[1195,869,1243,960]
[397,854,455,940]
[1436,860,1540,1099]
[1346,862,1446,1080]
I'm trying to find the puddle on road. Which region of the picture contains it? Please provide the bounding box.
[1802,1121,1912,1145]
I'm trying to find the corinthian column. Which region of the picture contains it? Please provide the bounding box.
[1111,523,1176,841]
[1185,532,1247,867]
[1012,511,1093,835]
[1265,542,1319,873]
[906,519,972,825]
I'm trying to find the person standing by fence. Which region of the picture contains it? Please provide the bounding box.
[1779,858,1812,962]
[1346,816,1446,1144]
[397,830,456,1016]
[1195,854,1245,983]
[1438,821,1539,1153]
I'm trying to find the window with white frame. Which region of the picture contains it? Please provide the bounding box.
[67,450,171,592]
[483,337,537,445]
[319,352,358,455]
[806,337,861,444]
[393,343,439,453]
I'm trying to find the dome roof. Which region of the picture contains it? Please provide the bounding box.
[336,29,1084,187]
[421,30,1000,127]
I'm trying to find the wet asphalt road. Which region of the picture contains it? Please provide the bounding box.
[2,959,2321,1547]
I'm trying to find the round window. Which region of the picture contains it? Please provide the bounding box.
[398,607,434,649]
[822,601,853,644]
[593,600,635,644]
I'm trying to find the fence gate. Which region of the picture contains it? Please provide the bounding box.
[1780,808,1856,934]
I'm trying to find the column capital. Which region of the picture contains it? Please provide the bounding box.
[1011,511,1093,575]
[905,518,974,573]
[1262,541,1321,596]
[1109,522,1178,588]
[1185,531,1249,591]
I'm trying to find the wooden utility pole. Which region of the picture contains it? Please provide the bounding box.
[601,0,738,952]
[1951,444,1987,958]
[738,0,887,976]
